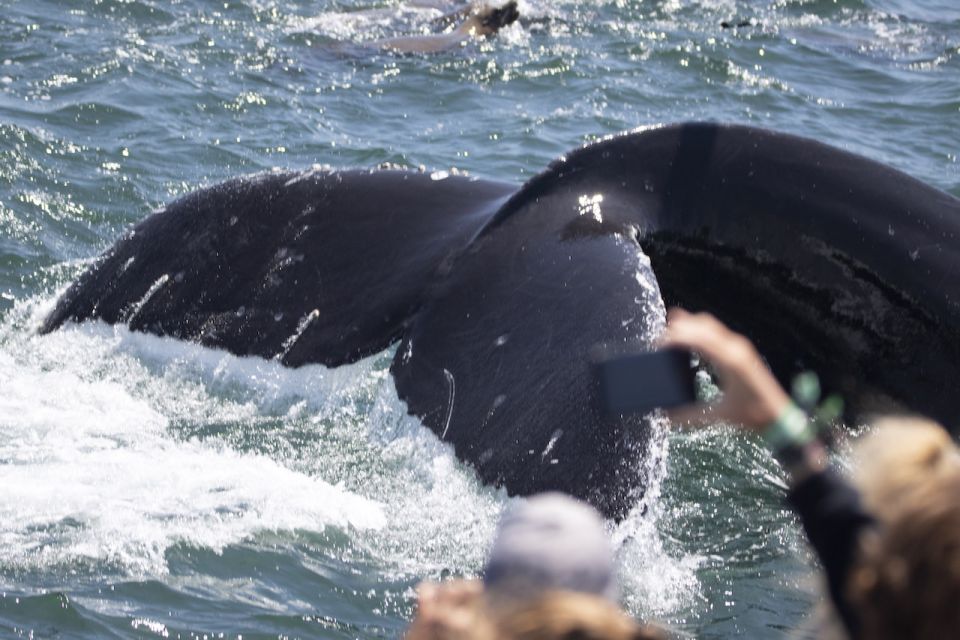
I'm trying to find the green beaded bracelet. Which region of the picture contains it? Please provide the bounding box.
[763,402,816,453]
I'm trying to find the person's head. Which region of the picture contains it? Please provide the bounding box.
[405,582,667,640]
[493,590,668,640]
[847,467,960,640]
[852,416,960,521]
[483,492,617,601]
[405,579,493,640]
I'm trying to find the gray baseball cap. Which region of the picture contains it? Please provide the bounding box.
[483,492,618,600]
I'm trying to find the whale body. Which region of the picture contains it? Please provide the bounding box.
[42,123,960,518]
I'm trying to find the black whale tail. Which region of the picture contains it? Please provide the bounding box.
[40,123,960,518]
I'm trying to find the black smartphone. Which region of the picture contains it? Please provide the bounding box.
[592,346,696,415]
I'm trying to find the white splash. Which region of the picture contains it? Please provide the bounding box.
[0,304,385,578]
[1,290,700,614]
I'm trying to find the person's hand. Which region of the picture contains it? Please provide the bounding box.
[660,308,791,432]
[405,579,486,640]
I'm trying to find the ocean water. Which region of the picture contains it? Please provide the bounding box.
[0,0,957,638]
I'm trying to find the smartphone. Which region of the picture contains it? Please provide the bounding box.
[592,346,696,415]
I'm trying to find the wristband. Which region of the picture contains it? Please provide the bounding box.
[763,402,817,454]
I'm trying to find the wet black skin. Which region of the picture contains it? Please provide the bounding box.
[42,123,960,519]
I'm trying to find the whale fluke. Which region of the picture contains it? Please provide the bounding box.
[40,123,960,518]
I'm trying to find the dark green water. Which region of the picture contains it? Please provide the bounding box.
[0,0,957,637]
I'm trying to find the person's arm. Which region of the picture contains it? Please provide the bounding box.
[661,309,873,637]
[786,463,872,636]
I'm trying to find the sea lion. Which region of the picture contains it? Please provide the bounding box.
[373,0,520,53]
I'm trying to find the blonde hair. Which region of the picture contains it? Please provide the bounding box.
[492,591,667,640]
[848,468,960,640]
[853,416,959,520]
[405,582,666,640]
